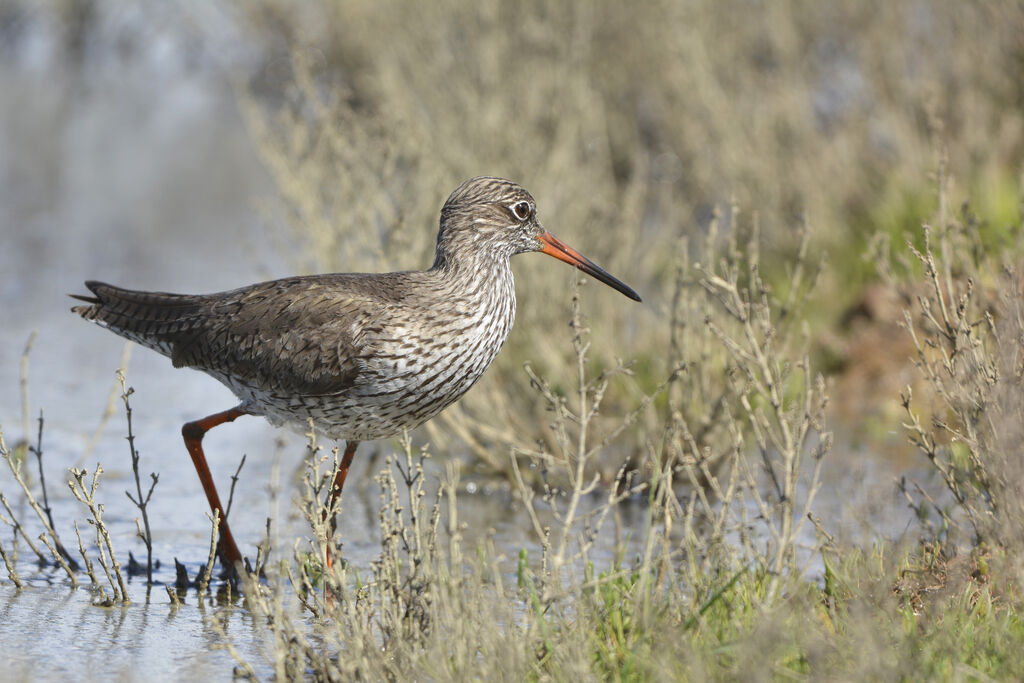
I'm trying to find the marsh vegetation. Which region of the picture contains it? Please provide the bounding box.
[2,0,1024,679]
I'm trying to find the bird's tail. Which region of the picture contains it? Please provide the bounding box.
[72,280,208,358]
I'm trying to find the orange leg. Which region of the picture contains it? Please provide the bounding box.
[324,440,359,569]
[182,406,249,572]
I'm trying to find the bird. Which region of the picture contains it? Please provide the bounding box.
[72,176,641,573]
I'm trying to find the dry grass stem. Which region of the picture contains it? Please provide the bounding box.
[37,531,77,588]
[197,511,220,596]
[0,484,45,563]
[1,430,75,568]
[68,465,129,603]
[72,519,101,588]
[0,534,21,588]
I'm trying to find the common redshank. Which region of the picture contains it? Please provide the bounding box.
[73,176,641,572]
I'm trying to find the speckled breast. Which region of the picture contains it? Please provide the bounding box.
[223,270,517,442]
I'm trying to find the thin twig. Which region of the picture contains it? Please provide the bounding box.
[0,486,46,563]
[38,531,77,588]
[73,520,99,587]
[30,412,57,535]
[118,372,157,585]
[68,466,129,603]
[198,510,220,596]
[1,431,77,569]
[0,535,21,588]
[225,454,247,521]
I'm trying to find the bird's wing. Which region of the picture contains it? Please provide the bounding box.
[74,275,405,397]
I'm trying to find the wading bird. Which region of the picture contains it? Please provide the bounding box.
[73,177,641,571]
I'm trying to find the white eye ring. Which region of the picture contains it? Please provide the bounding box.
[511,201,531,220]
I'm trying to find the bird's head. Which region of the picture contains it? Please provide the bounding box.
[435,176,641,302]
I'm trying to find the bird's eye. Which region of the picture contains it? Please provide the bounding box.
[512,201,531,220]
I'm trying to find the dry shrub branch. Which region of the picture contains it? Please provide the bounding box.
[898,167,1024,548]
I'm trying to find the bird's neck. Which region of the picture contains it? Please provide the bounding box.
[431,245,513,287]
[430,248,517,324]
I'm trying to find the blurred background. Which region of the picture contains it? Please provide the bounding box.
[0,0,1022,564]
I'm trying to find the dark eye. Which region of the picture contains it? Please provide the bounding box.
[512,201,531,220]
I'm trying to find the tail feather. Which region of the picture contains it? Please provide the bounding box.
[72,280,211,357]
[69,292,101,305]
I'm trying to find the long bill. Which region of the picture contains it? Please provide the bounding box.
[538,232,642,302]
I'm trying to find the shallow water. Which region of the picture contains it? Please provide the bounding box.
[1,575,261,680]
[0,4,920,680]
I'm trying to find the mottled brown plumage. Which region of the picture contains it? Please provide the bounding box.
[73,176,640,572]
